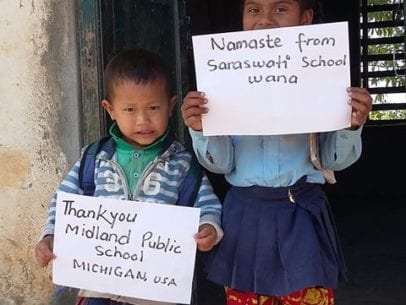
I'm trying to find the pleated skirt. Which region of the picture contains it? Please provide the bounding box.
[206,179,347,296]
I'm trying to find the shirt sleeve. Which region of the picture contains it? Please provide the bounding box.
[189,128,234,174]
[41,159,83,238]
[193,170,224,244]
[319,127,363,171]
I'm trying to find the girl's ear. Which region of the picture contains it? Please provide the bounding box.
[301,9,314,25]
[101,99,115,120]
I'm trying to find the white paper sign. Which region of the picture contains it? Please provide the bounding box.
[53,192,201,304]
[192,22,352,136]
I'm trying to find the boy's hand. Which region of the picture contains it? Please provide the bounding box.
[347,87,372,128]
[34,235,56,267]
[194,224,217,252]
[181,91,208,132]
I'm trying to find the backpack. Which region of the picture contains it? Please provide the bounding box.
[78,135,203,206]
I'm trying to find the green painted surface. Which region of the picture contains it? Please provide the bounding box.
[79,0,189,145]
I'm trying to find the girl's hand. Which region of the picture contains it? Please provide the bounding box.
[347,87,373,128]
[181,91,208,132]
[194,224,217,252]
[34,235,56,267]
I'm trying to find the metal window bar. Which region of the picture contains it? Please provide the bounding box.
[360,0,405,115]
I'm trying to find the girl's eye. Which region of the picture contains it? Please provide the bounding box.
[247,7,260,14]
[275,7,288,13]
[149,106,160,111]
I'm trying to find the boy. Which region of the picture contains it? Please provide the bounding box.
[182,0,372,305]
[35,48,223,305]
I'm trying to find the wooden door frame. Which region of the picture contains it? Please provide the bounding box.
[76,0,189,146]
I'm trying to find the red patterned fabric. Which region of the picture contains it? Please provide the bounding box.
[225,287,334,305]
[75,297,117,305]
[75,297,87,305]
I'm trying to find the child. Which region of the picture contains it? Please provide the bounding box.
[181,0,373,305]
[35,48,223,305]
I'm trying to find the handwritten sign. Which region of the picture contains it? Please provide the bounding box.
[192,22,352,136]
[53,192,200,304]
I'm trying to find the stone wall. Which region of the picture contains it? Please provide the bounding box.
[0,1,79,304]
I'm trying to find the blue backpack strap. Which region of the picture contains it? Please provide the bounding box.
[177,155,203,207]
[78,136,115,196]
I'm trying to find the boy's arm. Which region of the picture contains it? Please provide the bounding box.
[189,128,234,174]
[41,159,83,238]
[193,170,223,245]
[35,234,55,267]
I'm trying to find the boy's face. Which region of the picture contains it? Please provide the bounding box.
[102,79,176,149]
[242,0,313,30]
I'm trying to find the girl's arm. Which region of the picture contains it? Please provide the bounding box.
[182,91,235,174]
[189,129,234,174]
[319,129,362,171]
[319,87,372,171]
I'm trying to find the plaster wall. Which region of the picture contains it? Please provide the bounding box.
[0,1,80,304]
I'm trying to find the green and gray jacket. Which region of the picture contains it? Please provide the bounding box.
[42,139,223,305]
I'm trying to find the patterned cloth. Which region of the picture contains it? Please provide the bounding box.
[76,297,126,305]
[225,287,334,305]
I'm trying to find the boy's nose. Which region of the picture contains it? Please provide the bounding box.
[135,111,149,124]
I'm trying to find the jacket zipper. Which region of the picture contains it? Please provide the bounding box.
[102,146,172,201]
[133,158,162,198]
[105,159,131,200]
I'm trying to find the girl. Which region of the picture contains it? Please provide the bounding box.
[181,0,372,304]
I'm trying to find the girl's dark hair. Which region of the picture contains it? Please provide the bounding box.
[240,0,324,24]
[299,0,316,10]
[240,0,315,11]
[103,48,173,100]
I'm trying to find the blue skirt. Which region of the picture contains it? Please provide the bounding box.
[206,179,347,296]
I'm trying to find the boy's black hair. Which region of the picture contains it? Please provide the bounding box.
[103,48,173,100]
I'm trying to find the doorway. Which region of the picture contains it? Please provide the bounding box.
[76,1,406,304]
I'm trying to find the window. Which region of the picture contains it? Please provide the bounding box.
[360,0,405,122]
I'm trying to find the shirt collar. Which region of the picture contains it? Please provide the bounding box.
[109,123,167,153]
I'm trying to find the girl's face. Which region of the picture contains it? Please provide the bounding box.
[242,0,313,30]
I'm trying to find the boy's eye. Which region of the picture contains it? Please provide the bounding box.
[148,105,160,111]
[123,107,135,113]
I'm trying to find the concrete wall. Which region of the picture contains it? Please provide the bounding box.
[0,1,80,304]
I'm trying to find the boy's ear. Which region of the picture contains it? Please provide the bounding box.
[169,95,177,117]
[101,99,115,120]
[301,9,314,25]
